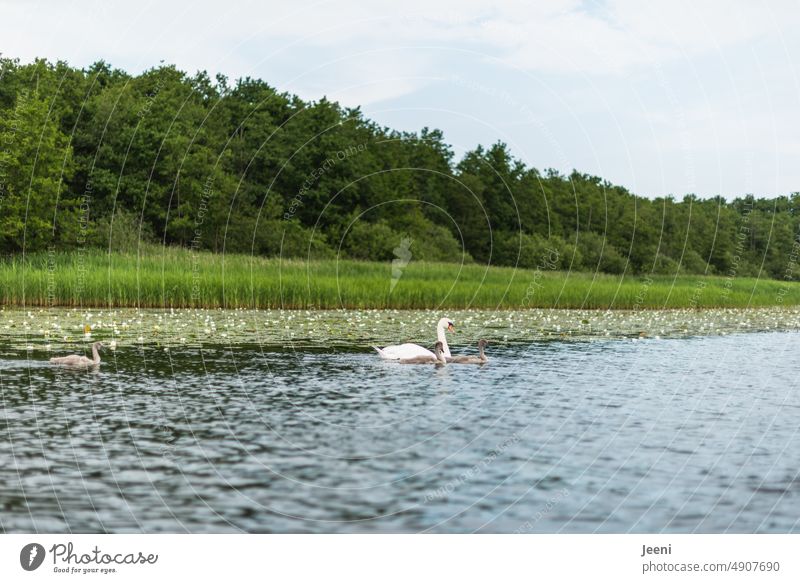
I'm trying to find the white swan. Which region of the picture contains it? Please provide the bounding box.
[50,342,104,367]
[399,341,447,365]
[374,317,454,360]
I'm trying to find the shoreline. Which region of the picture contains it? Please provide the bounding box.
[2,304,800,311]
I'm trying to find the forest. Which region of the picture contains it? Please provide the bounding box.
[1,56,799,280]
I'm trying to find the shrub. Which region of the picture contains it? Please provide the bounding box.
[494,232,581,270]
[577,232,627,274]
[651,254,682,275]
[340,220,398,261]
[91,210,156,253]
[676,249,710,274]
[252,219,333,258]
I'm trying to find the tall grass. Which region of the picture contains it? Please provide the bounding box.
[1,246,799,309]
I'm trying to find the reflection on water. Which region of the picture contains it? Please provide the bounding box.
[1,332,799,532]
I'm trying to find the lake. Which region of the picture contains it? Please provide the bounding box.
[0,309,799,532]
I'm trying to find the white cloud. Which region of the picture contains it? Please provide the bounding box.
[4,1,797,88]
[280,49,435,106]
[469,0,800,74]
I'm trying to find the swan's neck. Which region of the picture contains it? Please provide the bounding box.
[437,325,451,357]
[91,345,101,364]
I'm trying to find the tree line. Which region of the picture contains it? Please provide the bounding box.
[1,57,799,279]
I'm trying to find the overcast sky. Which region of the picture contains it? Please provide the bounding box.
[2,0,799,199]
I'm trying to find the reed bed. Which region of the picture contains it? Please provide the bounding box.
[1,247,798,309]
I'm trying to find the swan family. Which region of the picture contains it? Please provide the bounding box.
[376,318,489,366]
[46,317,487,370]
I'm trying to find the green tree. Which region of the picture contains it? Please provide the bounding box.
[0,90,77,251]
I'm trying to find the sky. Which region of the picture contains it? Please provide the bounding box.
[1,0,799,199]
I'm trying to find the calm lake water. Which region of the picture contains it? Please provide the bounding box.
[1,330,799,533]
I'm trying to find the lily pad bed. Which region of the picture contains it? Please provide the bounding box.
[1,307,799,353]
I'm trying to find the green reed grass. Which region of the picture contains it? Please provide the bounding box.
[2,246,799,309]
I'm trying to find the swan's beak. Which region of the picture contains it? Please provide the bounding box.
[448,323,455,333]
